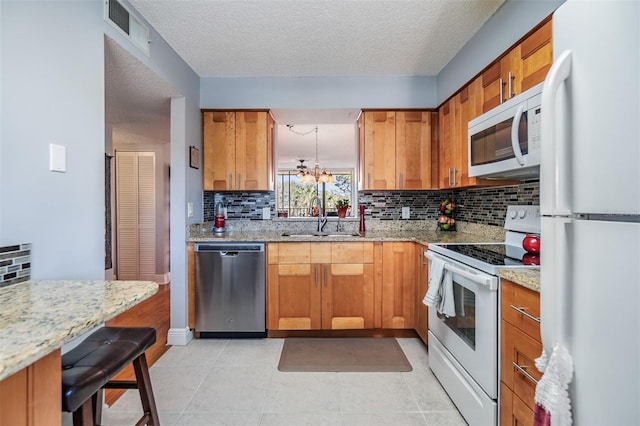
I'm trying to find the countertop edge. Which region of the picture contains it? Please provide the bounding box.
[0,280,158,381]
[498,269,541,292]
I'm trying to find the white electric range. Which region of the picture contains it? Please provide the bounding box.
[425,205,540,426]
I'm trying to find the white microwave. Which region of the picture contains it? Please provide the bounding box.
[468,82,542,180]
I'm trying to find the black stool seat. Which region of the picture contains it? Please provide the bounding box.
[62,327,159,426]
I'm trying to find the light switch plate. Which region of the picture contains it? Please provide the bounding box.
[49,144,66,172]
[402,206,410,219]
[262,207,270,220]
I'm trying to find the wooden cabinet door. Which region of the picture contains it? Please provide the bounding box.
[323,263,375,329]
[0,350,62,426]
[438,99,454,188]
[414,244,429,344]
[235,111,269,190]
[396,111,433,189]
[381,242,415,328]
[520,20,552,92]
[322,242,376,330]
[267,243,320,330]
[363,111,396,189]
[202,111,235,190]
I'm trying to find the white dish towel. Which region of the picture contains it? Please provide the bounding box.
[422,257,456,317]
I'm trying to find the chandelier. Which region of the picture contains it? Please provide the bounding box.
[289,125,335,184]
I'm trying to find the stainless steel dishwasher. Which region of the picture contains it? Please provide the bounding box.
[194,242,266,337]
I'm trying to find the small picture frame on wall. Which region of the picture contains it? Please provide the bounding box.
[189,146,199,169]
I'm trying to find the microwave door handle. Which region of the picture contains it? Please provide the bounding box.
[511,104,526,166]
[541,50,573,216]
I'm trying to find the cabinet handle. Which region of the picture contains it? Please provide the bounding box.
[421,250,429,266]
[237,173,241,190]
[499,77,504,103]
[228,173,232,190]
[314,265,318,287]
[508,71,514,99]
[510,305,541,323]
[447,168,452,187]
[452,167,457,186]
[512,362,539,385]
[324,265,328,287]
[399,173,403,189]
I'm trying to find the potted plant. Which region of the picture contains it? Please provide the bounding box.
[335,199,350,218]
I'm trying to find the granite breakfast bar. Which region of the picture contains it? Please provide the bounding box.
[0,279,158,425]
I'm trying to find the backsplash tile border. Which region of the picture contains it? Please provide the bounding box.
[203,180,539,227]
[0,243,32,288]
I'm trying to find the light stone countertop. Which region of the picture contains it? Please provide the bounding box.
[187,229,503,246]
[0,280,158,381]
[498,269,541,292]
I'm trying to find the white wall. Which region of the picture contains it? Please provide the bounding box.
[1,1,106,279]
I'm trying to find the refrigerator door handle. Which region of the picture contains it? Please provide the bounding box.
[540,217,572,352]
[541,49,572,216]
[511,104,526,165]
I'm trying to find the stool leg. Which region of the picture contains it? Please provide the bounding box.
[72,399,94,426]
[92,388,104,425]
[132,353,160,426]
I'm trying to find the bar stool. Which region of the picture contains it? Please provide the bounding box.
[61,327,160,426]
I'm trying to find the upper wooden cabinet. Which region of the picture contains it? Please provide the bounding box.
[267,242,380,331]
[482,20,552,112]
[202,110,273,191]
[361,110,435,190]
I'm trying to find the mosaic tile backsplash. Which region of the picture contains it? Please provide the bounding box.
[204,180,539,226]
[0,243,31,288]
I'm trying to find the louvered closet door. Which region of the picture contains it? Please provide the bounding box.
[115,152,156,280]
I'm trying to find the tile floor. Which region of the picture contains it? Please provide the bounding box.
[70,337,467,425]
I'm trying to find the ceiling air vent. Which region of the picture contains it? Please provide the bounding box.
[106,0,150,55]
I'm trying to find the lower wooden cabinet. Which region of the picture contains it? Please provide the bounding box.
[0,350,62,426]
[414,244,429,344]
[381,242,416,329]
[500,279,542,426]
[267,242,380,330]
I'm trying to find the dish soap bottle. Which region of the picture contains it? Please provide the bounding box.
[359,205,366,233]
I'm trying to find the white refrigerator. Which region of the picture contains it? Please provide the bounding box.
[539,1,640,425]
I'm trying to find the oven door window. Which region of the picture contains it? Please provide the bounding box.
[438,281,476,350]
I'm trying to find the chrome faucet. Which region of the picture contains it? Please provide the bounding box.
[309,196,327,232]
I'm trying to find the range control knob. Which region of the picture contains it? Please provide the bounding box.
[518,209,527,219]
[509,210,517,219]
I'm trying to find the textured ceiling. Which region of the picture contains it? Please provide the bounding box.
[128,0,506,78]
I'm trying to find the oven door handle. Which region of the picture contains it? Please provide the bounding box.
[425,251,498,290]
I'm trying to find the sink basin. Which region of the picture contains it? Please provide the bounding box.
[282,231,361,238]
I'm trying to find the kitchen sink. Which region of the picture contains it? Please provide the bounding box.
[281,231,361,237]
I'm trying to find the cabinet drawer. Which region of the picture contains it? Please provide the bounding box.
[501,382,535,426]
[501,280,540,341]
[502,320,543,411]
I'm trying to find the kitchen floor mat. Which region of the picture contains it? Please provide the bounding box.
[278,337,412,372]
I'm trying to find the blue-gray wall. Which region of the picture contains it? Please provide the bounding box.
[1,0,201,342]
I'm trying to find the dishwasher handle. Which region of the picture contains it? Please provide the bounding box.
[195,243,264,252]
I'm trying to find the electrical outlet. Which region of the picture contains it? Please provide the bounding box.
[262,207,271,220]
[402,206,410,219]
[187,202,194,218]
